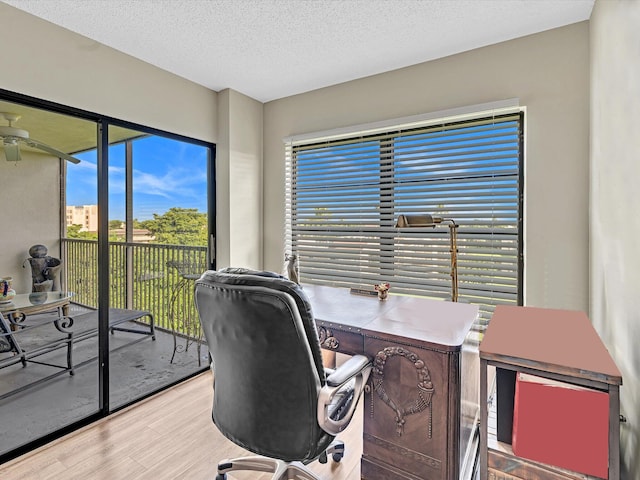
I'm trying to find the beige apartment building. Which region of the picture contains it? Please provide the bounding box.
[65,205,155,242]
[65,204,98,232]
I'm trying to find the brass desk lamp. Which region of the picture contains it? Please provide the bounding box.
[395,214,459,302]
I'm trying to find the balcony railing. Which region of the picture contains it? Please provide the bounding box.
[61,239,208,334]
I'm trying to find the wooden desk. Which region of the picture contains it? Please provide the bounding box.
[304,285,480,480]
[479,306,622,480]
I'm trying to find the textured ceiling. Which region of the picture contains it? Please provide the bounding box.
[2,0,594,103]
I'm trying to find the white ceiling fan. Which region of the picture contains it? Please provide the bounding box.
[0,112,81,164]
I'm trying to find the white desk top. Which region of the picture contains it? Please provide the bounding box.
[303,284,479,350]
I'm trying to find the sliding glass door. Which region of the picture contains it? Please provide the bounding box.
[0,98,102,458]
[0,91,214,461]
[105,125,212,409]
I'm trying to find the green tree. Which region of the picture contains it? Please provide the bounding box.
[66,224,98,240]
[140,207,207,246]
[67,224,120,241]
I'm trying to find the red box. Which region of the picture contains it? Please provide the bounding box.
[512,372,609,478]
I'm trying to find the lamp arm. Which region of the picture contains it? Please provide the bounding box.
[445,220,459,302]
[394,213,459,302]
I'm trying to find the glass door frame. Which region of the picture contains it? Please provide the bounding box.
[0,87,216,462]
[96,119,216,412]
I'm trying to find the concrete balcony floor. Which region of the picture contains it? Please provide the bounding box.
[0,309,206,458]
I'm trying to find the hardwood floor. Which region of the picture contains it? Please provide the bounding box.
[0,372,362,480]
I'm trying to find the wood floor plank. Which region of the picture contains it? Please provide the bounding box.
[58,454,147,480]
[0,455,68,480]
[0,372,362,480]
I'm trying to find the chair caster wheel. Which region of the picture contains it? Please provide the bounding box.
[332,452,344,463]
[215,474,227,480]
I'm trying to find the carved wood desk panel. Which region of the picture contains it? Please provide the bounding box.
[304,285,480,480]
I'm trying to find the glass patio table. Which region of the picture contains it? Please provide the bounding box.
[0,291,73,325]
[0,292,75,400]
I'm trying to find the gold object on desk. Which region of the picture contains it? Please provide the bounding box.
[395,213,459,302]
[305,284,479,480]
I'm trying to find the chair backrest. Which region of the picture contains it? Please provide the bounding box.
[194,268,333,462]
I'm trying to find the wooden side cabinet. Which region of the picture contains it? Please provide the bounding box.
[479,305,622,480]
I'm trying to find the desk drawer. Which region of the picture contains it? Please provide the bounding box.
[317,325,363,356]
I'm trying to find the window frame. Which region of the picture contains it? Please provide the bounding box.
[285,109,524,325]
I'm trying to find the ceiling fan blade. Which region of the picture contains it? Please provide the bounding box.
[3,141,22,162]
[25,137,81,164]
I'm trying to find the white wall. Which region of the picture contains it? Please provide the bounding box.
[0,152,61,293]
[590,1,640,477]
[0,4,265,294]
[0,2,220,290]
[263,22,591,312]
[216,89,263,269]
[0,3,217,143]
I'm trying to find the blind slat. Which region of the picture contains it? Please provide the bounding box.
[285,112,522,325]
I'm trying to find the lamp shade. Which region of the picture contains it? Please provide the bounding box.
[3,141,21,162]
[395,212,459,302]
[395,214,443,228]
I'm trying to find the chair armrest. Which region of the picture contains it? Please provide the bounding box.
[318,354,371,435]
[325,355,371,387]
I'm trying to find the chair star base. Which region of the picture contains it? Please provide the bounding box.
[216,440,345,480]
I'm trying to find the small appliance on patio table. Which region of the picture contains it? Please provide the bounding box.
[0,277,16,304]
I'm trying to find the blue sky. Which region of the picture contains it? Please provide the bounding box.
[67,135,209,221]
[294,120,520,224]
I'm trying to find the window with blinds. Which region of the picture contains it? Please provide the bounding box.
[285,111,523,325]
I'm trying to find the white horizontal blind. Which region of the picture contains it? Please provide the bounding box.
[285,112,523,325]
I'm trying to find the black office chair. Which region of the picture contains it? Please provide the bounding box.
[195,268,371,480]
